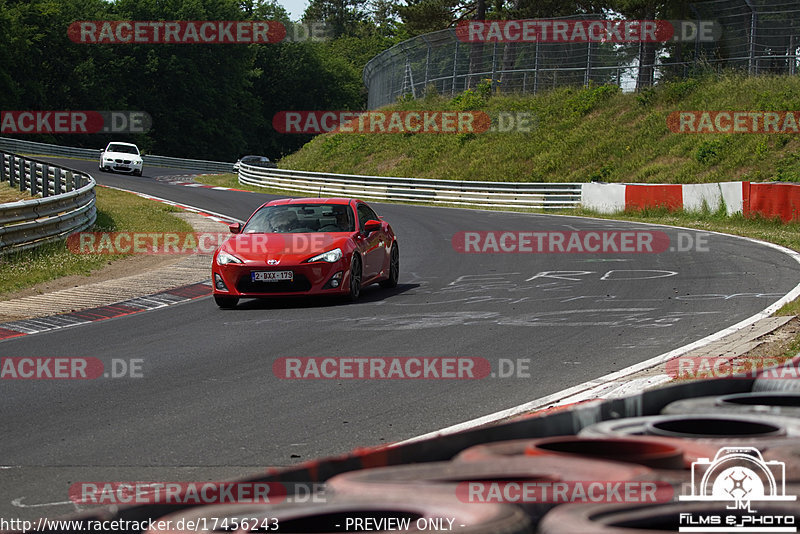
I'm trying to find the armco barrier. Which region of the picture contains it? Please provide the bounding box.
[0,152,96,254]
[238,165,583,209]
[0,137,233,173]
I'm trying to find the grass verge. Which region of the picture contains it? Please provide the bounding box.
[0,182,38,203]
[0,186,192,296]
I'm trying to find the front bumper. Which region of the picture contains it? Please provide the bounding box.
[101,158,142,173]
[212,259,350,297]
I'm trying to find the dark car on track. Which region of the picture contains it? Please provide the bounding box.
[211,198,399,308]
[232,155,277,171]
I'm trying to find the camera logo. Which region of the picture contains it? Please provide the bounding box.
[679,447,796,532]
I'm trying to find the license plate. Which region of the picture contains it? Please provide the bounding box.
[251,270,293,282]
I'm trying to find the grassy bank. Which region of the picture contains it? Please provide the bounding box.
[0,187,192,296]
[0,182,37,203]
[281,73,800,184]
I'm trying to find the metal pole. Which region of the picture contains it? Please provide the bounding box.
[424,37,431,92]
[30,161,38,197]
[534,40,539,94]
[744,0,756,75]
[41,165,49,197]
[53,167,62,195]
[585,42,592,87]
[491,42,498,89]
[452,41,459,95]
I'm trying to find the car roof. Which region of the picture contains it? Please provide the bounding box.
[263,198,358,208]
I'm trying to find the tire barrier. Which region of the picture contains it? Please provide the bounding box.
[145,496,533,534]
[325,457,655,525]
[11,378,800,534]
[662,392,800,419]
[454,436,719,470]
[753,355,800,393]
[579,414,800,439]
[537,501,800,534]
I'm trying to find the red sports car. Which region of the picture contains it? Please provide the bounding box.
[211,198,399,308]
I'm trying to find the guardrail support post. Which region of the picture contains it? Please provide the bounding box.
[0,153,7,186]
[53,167,62,195]
[41,165,50,197]
[17,157,25,192]
[29,161,38,197]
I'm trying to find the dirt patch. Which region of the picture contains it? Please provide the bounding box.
[735,316,800,365]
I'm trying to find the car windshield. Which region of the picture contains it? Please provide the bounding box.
[243,204,355,233]
[107,144,139,155]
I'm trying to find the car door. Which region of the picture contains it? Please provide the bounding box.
[355,203,386,280]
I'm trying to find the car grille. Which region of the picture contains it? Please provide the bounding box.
[115,158,132,164]
[237,274,312,293]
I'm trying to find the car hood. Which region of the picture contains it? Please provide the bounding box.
[220,232,351,263]
[103,151,140,159]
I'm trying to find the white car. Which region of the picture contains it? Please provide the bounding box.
[99,142,143,176]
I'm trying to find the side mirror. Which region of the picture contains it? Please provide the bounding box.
[229,222,242,234]
[364,220,381,233]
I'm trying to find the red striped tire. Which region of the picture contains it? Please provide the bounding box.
[578,414,800,439]
[537,501,800,533]
[753,355,800,392]
[145,495,533,534]
[326,457,655,524]
[662,392,800,418]
[454,436,718,470]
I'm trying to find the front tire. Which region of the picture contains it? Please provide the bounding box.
[346,255,362,302]
[214,295,239,309]
[134,169,142,176]
[379,244,399,289]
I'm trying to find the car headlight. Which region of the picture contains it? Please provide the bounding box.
[307,248,342,263]
[216,251,243,265]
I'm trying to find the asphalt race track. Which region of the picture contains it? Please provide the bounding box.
[3,157,800,519]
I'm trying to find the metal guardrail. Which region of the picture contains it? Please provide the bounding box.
[0,137,234,173]
[0,152,96,254]
[238,165,582,209]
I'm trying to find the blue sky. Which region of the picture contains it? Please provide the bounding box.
[279,0,308,20]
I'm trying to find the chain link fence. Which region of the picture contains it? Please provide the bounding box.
[363,0,800,109]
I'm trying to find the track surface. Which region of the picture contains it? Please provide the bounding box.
[3,157,800,519]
